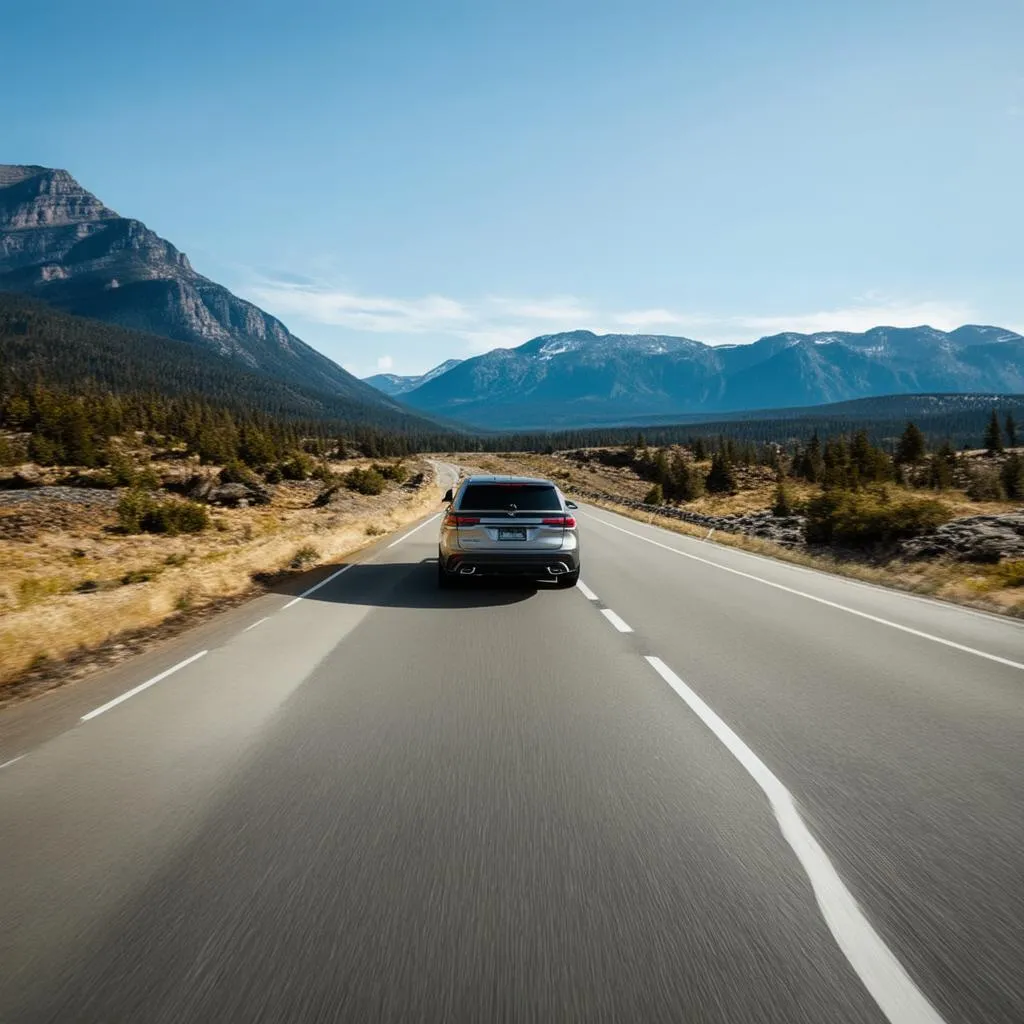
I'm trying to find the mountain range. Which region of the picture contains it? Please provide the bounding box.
[365,327,1024,429]
[0,164,413,424]
[364,359,463,396]
[3,164,1022,436]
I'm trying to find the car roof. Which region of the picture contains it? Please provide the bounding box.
[460,475,557,487]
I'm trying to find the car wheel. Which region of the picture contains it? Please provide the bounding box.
[556,569,580,588]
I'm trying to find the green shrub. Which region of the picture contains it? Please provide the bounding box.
[27,433,60,466]
[140,500,209,536]
[117,488,153,532]
[136,467,161,490]
[119,490,209,535]
[106,451,137,486]
[991,560,1024,587]
[345,467,386,495]
[643,484,664,505]
[373,461,409,484]
[279,455,313,481]
[804,489,951,547]
[0,434,17,466]
[290,544,319,569]
[219,460,258,485]
[263,465,284,484]
[966,467,1006,502]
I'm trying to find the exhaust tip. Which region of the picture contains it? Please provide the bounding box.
[459,565,477,575]
[547,564,568,575]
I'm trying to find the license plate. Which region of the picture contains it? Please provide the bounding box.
[498,527,527,541]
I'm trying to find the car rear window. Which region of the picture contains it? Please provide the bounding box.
[458,483,562,512]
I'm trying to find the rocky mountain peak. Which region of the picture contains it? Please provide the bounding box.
[0,165,398,409]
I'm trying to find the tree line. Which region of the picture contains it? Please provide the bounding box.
[576,412,1023,507]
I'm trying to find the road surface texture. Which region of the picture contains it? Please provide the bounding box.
[2,484,1022,1023]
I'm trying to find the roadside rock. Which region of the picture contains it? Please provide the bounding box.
[184,473,218,501]
[3,466,44,489]
[158,466,198,491]
[312,484,340,508]
[206,482,271,507]
[901,514,1024,563]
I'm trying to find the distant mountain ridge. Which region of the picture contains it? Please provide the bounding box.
[0,164,405,414]
[392,327,1024,428]
[364,359,464,396]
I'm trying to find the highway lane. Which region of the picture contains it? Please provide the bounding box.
[0,497,1021,1022]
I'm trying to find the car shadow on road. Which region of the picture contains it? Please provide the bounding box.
[257,558,542,610]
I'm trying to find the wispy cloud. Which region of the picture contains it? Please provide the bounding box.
[243,275,980,372]
[244,278,601,358]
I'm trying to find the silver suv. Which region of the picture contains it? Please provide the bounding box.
[438,476,580,588]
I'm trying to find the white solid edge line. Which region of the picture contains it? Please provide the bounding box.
[582,512,1024,672]
[601,608,634,633]
[580,505,1020,628]
[243,616,270,632]
[282,564,355,609]
[81,650,209,722]
[645,656,946,1024]
[0,755,24,770]
[577,580,599,601]
[388,513,442,548]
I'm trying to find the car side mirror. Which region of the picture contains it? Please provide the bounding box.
[442,488,454,504]
[565,500,578,510]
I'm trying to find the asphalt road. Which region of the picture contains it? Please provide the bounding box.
[1,481,1022,1023]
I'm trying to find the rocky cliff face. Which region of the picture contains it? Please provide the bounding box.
[0,165,393,405]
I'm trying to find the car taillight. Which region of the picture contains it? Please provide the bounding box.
[542,516,576,528]
[446,514,480,526]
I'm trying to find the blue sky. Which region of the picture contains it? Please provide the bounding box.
[4,0,1023,376]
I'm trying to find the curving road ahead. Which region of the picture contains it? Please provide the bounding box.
[1,479,1022,1023]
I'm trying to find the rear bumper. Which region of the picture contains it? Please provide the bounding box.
[440,550,580,578]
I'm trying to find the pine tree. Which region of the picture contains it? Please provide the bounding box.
[692,437,708,461]
[928,439,956,491]
[772,480,796,516]
[705,450,737,494]
[673,454,705,501]
[984,410,1004,454]
[793,433,819,483]
[1000,453,1024,500]
[895,422,926,465]
[822,436,852,490]
[654,449,671,486]
[1006,412,1018,448]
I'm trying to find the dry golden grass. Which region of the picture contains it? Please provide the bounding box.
[0,459,444,690]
